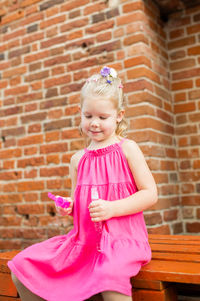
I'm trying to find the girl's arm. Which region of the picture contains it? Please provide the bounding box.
[112,139,158,217]
[89,140,158,221]
[55,152,79,216]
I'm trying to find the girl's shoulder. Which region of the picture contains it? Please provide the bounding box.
[121,138,141,159]
[70,149,85,171]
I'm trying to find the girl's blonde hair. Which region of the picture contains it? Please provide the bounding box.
[80,68,127,137]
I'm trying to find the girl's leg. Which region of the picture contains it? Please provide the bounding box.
[11,272,45,301]
[102,291,132,301]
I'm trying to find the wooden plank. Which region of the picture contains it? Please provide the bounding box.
[132,279,169,290]
[0,273,18,297]
[136,260,200,284]
[150,239,200,246]
[0,297,20,301]
[0,251,19,274]
[149,234,200,241]
[152,251,200,263]
[132,286,177,301]
[150,243,200,254]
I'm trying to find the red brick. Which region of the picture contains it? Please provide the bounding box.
[21,0,42,8]
[0,170,22,181]
[0,148,22,159]
[44,119,71,131]
[61,0,89,12]
[44,75,71,88]
[17,204,45,215]
[44,54,71,67]
[40,166,68,177]
[117,11,145,26]
[45,131,60,142]
[18,134,43,146]
[46,154,60,165]
[169,28,184,39]
[84,2,106,15]
[46,179,62,189]
[2,126,25,137]
[188,89,200,100]
[17,181,44,192]
[186,223,200,233]
[193,160,200,169]
[41,35,67,49]
[24,169,38,178]
[123,33,148,46]
[52,66,65,76]
[61,128,81,139]
[127,67,160,84]
[3,160,15,169]
[174,102,196,114]
[17,156,44,168]
[144,212,162,226]
[85,20,114,34]
[64,105,79,116]
[40,15,66,29]
[172,80,193,91]
[172,67,200,80]
[10,76,21,86]
[40,143,68,154]
[170,58,195,71]
[187,24,200,34]
[164,209,178,222]
[23,33,44,46]
[188,46,200,55]
[168,36,195,50]
[25,70,49,82]
[174,92,186,102]
[68,30,83,40]
[123,1,144,13]
[124,56,152,68]
[45,6,59,18]
[21,112,46,124]
[62,153,73,164]
[48,109,63,119]
[1,10,25,25]
[4,85,29,96]
[24,50,49,63]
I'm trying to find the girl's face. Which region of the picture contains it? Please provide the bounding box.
[81,96,123,143]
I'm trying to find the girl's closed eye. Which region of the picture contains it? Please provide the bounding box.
[85,115,92,119]
[100,116,107,120]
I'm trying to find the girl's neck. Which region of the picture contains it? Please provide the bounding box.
[88,135,121,150]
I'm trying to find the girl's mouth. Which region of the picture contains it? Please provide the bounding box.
[90,130,101,134]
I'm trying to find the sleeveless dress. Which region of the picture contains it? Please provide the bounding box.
[8,140,151,301]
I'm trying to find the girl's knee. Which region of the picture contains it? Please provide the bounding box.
[102,291,132,301]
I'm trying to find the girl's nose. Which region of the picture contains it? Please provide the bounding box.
[90,118,99,127]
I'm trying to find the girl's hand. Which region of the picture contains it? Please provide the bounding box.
[89,200,114,222]
[55,196,73,216]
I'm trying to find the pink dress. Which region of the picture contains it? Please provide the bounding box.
[8,140,151,301]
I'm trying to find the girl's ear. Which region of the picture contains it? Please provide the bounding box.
[117,110,125,123]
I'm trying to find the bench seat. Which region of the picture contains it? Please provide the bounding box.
[132,234,200,300]
[1,234,200,301]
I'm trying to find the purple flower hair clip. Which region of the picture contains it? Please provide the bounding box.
[100,66,117,85]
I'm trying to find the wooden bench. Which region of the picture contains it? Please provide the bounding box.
[132,234,200,301]
[1,234,200,301]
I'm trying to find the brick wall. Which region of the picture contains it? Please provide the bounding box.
[167,5,200,234]
[0,0,199,251]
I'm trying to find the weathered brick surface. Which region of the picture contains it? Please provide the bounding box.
[0,0,200,250]
[167,7,200,234]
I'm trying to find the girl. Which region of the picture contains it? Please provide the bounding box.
[8,66,158,301]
